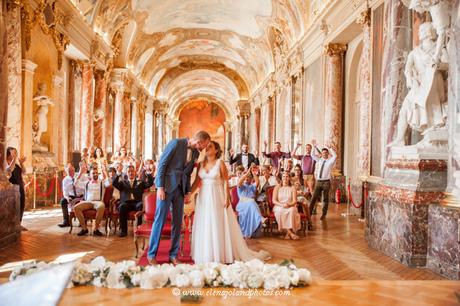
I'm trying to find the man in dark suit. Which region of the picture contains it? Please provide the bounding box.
[229,144,259,170]
[113,165,154,237]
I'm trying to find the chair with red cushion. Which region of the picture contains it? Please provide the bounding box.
[109,200,137,235]
[69,186,113,235]
[266,186,277,234]
[297,201,310,236]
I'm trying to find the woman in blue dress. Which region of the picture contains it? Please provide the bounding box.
[236,165,266,238]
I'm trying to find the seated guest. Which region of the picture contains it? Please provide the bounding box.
[229,165,245,187]
[74,167,109,236]
[272,172,300,240]
[292,164,304,185]
[256,165,277,203]
[93,147,107,172]
[262,140,291,170]
[106,166,120,201]
[236,165,265,239]
[284,159,294,174]
[80,147,90,166]
[112,165,154,237]
[58,163,85,227]
[229,144,259,170]
[293,178,308,204]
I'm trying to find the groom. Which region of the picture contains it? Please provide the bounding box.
[147,130,211,265]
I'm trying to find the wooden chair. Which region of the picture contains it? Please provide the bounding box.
[266,186,277,234]
[133,191,157,257]
[68,186,113,235]
[229,186,239,217]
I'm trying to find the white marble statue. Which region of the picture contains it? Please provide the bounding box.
[32,83,54,146]
[405,0,451,64]
[390,22,448,147]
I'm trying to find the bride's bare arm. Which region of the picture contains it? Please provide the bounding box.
[190,163,202,196]
[220,161,231,208]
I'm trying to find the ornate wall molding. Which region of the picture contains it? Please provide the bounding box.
[324,43,347,56]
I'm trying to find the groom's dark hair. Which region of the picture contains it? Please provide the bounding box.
[193,130,211,141]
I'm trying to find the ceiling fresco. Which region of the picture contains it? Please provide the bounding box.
[73,0,309,116]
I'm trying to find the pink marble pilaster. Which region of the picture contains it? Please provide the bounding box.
[112,84,124,152]
[93,70,106,149]
[357,10,372,177]
[5,3,22,151]
[122,93,131,150]
[81,63,94,150]
[324,43,347,171]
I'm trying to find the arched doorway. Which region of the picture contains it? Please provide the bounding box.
[178,99,226,150]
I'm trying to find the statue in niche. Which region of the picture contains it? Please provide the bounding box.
[390,22,448,147]
[32,82,54,151]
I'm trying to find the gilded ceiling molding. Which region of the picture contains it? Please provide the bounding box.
[324,43,347,56]
[356,8,371,27]
[20,0,70,69]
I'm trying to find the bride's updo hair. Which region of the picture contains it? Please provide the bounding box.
[211,141,222,159]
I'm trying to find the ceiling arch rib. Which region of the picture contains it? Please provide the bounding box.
[172,95,233,119]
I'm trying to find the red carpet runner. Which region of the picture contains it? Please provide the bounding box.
[138,238,193,266]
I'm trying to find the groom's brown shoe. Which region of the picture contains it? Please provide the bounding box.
[169,257,180,265]
[147,257,158,265]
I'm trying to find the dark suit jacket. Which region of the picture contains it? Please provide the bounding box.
[229,153,259,168]
[113,174,154,203]
[154,138,199,194]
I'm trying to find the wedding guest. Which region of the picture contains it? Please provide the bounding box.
[93,147,107,172]
[292,164,304,185]
[5,147,27,230]
[106,166,120,202]
[256,165,277,203]
[74,167,109,236]
[262,140,291,170]
[284,159,294,174]
[236,165,265,238]
[112,165,154,237]
[80,147,90,166]
[293,143,316,196]
[272,172,300,240]
[229,165,245,187]
[308,140,337,222]
[229,144,259,170]
[58,163,85,227]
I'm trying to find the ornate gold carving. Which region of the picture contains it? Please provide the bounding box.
[324,43,347,56]
[20,0,69,69]
[356,8,371,27]
[6,0,22,11]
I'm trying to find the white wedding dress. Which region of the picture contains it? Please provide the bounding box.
[191,159,271,264]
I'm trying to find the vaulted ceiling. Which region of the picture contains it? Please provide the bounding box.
[72,0,309,116]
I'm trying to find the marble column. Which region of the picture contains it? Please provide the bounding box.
[21,60,38,171]
[93,70,106,149]
[5,2,22,151]
[1,1,20,248]
[324,43,346,172]
[172,119,181,139]
[51,74,64,164]
[122,93,131,150]
[223,121,232,158]
[380,0,411,165]
[356,9,372,177]
[158,112,165,153]
[111,84,124,152]
[130,97,138,156]
[81,63,94,150]
[144,98,154,160]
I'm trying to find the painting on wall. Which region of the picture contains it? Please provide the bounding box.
[178,99,226,149]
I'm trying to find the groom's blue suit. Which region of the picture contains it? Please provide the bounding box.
[147,138,199,260]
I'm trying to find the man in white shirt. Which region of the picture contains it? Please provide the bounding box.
[74,167,109,236]
[59,163,88,227]
[308,140,337,222]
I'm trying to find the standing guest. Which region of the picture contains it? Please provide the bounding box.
[272,172,300,240]
[262,140,291,170]
[292,143,316,197]
[58,163,85,227]
[80,147,90,166]
[308,140,337,222]
[93,147,107,172]
[5,147,27,230]
[292,164,304,185]
[112,165,154,237]
[229,144,259,170]
[74,167,109,236]
[284,159,294,174]
[236,165,265,239]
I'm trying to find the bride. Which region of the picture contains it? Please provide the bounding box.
[190,140,271,264]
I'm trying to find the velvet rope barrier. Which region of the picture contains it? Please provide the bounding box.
[34,176,56,198]
[346,180,368,209]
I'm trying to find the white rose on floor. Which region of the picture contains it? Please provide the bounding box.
[263,274,279,290]
[247,272,264,288]
[276,267,291,289]
[203,267,218,285]
[106,268,125,289]
[245,259,264,272]
[289,270,299,286]
[176,273,191,288]
[220,266,236,286]
[189,270,205,288]
[89,256,107,270]
[298,268,312,285]
[140,268,169,289]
